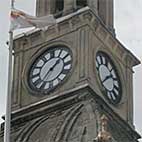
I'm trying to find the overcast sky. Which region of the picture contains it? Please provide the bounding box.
[0,0,142,141]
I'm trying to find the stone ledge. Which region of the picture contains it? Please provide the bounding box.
[13,7,140,67]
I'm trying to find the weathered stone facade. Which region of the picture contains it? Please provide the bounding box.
[0,87,140,142]
[0,0,141,142]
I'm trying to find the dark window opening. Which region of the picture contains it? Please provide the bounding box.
[76,0,87,9]
[55,0,64,18]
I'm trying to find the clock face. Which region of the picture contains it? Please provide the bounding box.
[96,51,122,105]
[28,46,72,95]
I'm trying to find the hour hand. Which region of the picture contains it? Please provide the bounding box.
[50,59,60,71]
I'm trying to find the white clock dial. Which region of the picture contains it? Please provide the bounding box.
[96,52,122,105]
[28,47,72,94]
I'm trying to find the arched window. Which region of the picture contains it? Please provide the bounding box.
[55,0,64,18]
[76,0,87,9]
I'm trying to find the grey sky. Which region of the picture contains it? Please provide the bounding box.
[0,0,142,141]
[114,1,142,139]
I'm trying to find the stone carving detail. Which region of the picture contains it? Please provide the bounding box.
[70,16,81,26]
[54,104,83,142]
[83,13,93,22]
[94,115,112,142]
[14,99,100,142]
[15,116,49,142]
[92,18,100,31]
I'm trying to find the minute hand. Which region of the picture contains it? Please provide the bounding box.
[102,74,113,83]
[43,59,60,81]
[50,59,60,70]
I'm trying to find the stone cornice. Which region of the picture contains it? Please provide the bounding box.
[13,7,140,67]
[1,83,140,140]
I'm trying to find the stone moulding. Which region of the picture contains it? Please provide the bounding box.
[6,84,140,141]
[13,7,140,67]
[0,85,141,141]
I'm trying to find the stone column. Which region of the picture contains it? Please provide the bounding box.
[63,0,76,15]
[87,0,98,14]
[107,0,114,31]
[36,0,56,17]
[98,0,114,32]
[98,0,107,24]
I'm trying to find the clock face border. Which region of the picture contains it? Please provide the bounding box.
[23,45,73,96]
[95,51,122,105]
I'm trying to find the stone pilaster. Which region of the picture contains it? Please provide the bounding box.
[98,0,114,33]
[87,0,98,14]
[63,0,76,15]
[36,0,56,16]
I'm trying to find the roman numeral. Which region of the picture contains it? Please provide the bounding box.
[33,78,42,86]
[62,53,69,60]
[114,80,119,87]
[105,59,108,67]
[35,66,42,69]
[62,69,69,74]
[45,53,51,60]
[53,79,59,86]
[111,90,117,100]
[44,82,49,89]
[107,92,112,100]
[55,49,61,57]
[100,56,103,64]
[42,56,47,62]
[110,68,113,73]
[96,60,99,70]
[36,60,44,67]
[57,77,62,82]
[31,73,40,79]
[64,60,71,66]
[114,85,119,91]
[96,56,101,65]
[102,57,106,65]
[36,82,43,89]
[108,92,114,100]
[113,77,117,81]
[40,81,47,89]
[49,81,53,88]
[50,51,54,58]
[107,62,112,71]
[60,50,68,58]
[58,74,66,80]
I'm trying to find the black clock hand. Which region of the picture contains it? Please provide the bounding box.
[44,59,60,80]
[43,59,60,81]
[102,74,113,83]
[50,59,60,71]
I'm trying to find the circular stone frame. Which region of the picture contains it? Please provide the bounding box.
[95,51,122,105]
[23,45,73,96]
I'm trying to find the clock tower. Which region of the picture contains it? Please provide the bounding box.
[0,0,141,142]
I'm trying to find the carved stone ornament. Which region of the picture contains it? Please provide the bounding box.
[94,115,112,142]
